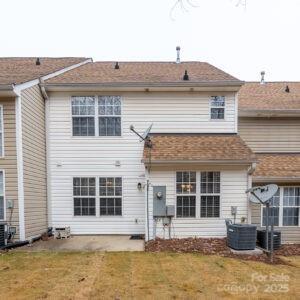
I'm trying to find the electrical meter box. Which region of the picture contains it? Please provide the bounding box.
[153,186,166,217]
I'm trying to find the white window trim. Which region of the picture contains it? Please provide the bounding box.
[175,171,197,219]
[99,176,123,217]
[70,95,123,138]
[72,176,123,218]
[209,96,226,121]
[0,105,4,158]
[174,171,222,219]
[199,171,222,219]
[260,186,300,228]
[0,170,6,221]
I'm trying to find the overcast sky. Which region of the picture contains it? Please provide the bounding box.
[0,0,299,81]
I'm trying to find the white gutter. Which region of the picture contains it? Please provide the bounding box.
[253,176,300,183]
[239,109,300,117]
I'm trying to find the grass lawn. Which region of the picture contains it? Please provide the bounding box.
[0,252,299,299]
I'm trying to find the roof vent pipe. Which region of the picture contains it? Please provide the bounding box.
[183,70,189,81]
[260,71,265,84]
[114,62,119,69]
[36,58,41,66]
[176,46,181,64]
[285,85,290,93]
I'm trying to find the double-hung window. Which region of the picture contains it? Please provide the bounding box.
[283,187,299,226]
[72,97,95,136]
[99,177,122,216]
[0,171,4,220]
[210,96,225,120]
[176,172,196,218]
[72,96,121,137]
[0,106,3,156]
[262,189,280,226]
[200,172,220,218]
[73,177,96,216]
[98,96,121,136]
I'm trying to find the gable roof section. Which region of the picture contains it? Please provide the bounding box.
[45,61,242,86]
[0,57,89,86]
[238,82,300,113]
[253,153,300,182]
[143,134,256,164]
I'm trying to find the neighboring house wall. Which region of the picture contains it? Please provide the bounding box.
[251,201,300,244]
[47,91,237,234]
[21,86,47,239]
[239,117,300,152]
[0,97,19,239]
[148,166,249,239]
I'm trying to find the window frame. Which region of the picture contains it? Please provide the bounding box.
[0,170,5,221]
[260,186,300,228]
[0,105,4,157]
[175,171,197,218]
[99,176,123,217]
[70,96,123,138]
[200,171,221,219]
[73,177,96,217]
[210,96,226,121]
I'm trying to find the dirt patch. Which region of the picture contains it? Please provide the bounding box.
[145,238,297,265]
[275,244,300,256]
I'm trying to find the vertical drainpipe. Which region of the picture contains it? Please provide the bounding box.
[15,94,25,241]
[144,168,150,241]
[247,163,256,224]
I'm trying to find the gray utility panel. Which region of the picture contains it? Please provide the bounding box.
[153,186,166,217]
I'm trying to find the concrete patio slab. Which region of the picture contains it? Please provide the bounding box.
[15,235,144,252]
[230,247,263,255]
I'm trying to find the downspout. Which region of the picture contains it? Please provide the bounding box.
[247,162,256,224]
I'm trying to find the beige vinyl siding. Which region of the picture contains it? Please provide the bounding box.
[238,117,300,152]
[21,86,47,239]
[148,166,249,239]
[251,202,300,244]
[0,97,19,239]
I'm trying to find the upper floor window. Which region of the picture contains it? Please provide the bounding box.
[98,96,121,136]
[71,96,121,137]
[210,96,225,120]
[72,97,95,136]
[0,106,3,156]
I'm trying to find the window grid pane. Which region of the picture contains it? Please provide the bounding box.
[210,96,225,120]
[0,171,3,220]
[0,107,3,157]
[176,196,196,218]
[200,172,220,218]
[99,177,122,216]
[176,171,196,194]
[73,177,96,216]
[283,187,300,226]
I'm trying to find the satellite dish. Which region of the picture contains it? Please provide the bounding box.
[140,123,153,142]
[248,184,278,204]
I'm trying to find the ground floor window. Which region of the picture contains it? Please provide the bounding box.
[261,186,300,227]
[99,177,122,216]
[176,171,221,218]
[0,171,4,220]
[73,176,122,217]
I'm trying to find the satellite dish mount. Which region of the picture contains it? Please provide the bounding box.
[130,124,153,148]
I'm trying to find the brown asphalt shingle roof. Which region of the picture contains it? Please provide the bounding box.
[143,134,255,163]
[253,153,300,179]
[238,82,300,111]
[45,61,241,85]
[0,57,88,85]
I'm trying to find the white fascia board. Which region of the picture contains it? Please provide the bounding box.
[253,176,300,183]
[239,109,300,117]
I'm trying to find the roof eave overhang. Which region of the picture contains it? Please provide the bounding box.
[239,109,300,117]
[253,176,300,183]
[0,85,16,97]
[44,81,243,92]
[143,159,256,166]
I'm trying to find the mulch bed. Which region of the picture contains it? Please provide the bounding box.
[145,237,299,265]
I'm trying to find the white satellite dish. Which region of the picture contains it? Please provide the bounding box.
[247,184,278,204]
[140,123,153,142]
